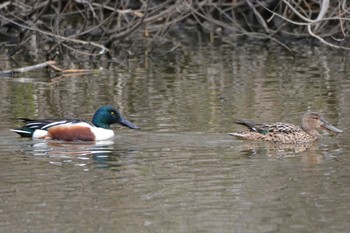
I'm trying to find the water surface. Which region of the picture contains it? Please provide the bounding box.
[1,42,350,233]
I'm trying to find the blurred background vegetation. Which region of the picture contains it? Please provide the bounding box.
[0,0,349,65]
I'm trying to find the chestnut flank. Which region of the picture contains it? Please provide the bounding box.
[47,125,95,141]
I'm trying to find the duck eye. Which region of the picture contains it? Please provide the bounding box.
[111,111,115,115]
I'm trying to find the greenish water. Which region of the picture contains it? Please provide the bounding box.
[1,42,350,233]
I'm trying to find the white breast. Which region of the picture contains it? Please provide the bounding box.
[90,127,115,140]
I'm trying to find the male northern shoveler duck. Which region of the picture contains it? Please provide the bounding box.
[11,105,140,141]
[229,111,343,144]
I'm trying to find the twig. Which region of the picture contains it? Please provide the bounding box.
[0,60,101,77]
[48,63,101,74]
[0,13,109,56]
[257,0,350,50]
[0,61,56,77]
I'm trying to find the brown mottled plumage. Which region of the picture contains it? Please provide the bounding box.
[229,112,343,144]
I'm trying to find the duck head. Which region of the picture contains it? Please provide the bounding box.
[92,105,140,130]
[301,112,342,137]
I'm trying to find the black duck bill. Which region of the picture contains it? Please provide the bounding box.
[119,117,140,130]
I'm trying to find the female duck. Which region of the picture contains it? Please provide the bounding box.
[11,105,140,141]
[229,111,342,144]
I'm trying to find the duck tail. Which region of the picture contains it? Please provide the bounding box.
[10,118,48,137]
[234,120,269,135]
[10,127,35,137]
[234,120,257,131]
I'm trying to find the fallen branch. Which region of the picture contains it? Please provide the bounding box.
[0,60,56,77]
[0,60,101,77]
[48,63,101,74]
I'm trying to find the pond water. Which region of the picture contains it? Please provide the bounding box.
[1,41,350,233]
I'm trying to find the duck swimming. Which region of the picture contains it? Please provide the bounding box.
[229,111,342,144]
[11,105,140,141]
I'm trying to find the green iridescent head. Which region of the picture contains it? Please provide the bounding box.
[92,105,140,130]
